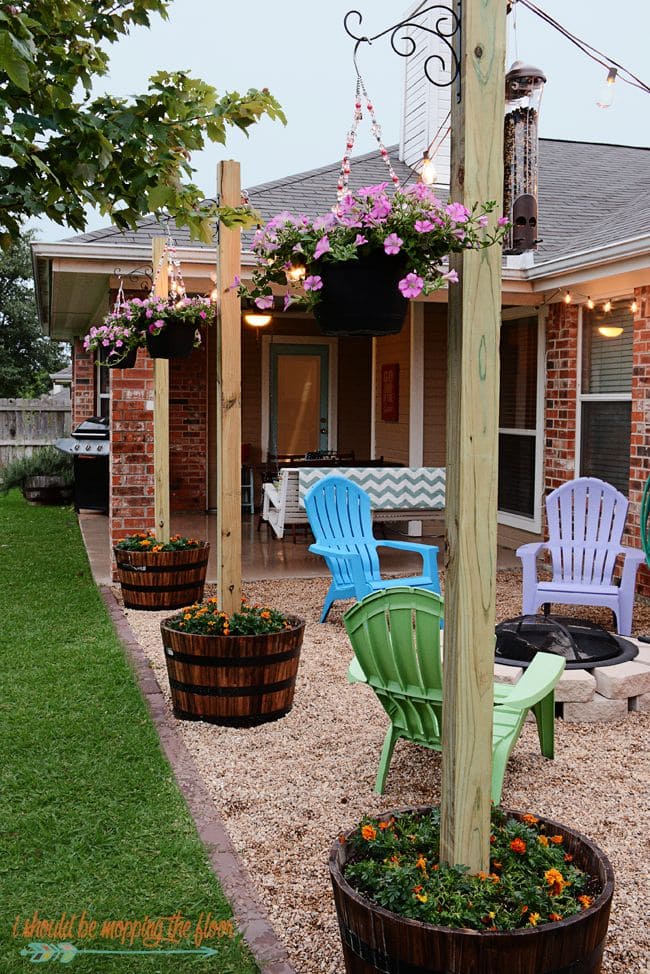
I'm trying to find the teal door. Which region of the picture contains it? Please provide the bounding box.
[270,344,330,456]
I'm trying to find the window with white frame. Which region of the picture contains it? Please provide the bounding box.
[579,301,632,494]
[96,363,110,419]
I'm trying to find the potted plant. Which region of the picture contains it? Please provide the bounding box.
[114,531,209,610]
[135,294,214,359]
[236,183,509,336]
[0,446,73,504]
[330,805,614,974]
[160,599,305,725]
[82,308,146,369]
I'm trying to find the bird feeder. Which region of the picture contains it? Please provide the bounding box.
[503,61,546,254]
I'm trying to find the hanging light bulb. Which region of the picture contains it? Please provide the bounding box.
[603,299,612,312]
[210,287,219,305]
[596,67,617,109]
[587,297,595,310]
[564,290,572,304]
[420,149,437,186]
[243,311,272,328]
[631,299,638,313]
[286,256,307,283]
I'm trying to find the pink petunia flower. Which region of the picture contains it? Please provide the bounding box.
[304,275,323,292]
[446,202,470,223]
[414,220,436,233]
[283,293,294,311]
[254,294,274,310]
[314,235,330,260]
[442,269,459,284]
[497,216,510,226]
[398,273,424,299]
[384,233,403,255]
[478,215,489,228]
[354,234,368,246]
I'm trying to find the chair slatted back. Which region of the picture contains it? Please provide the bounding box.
[305,476,381,584]
[344,588,445,742]
[546,477,628,585]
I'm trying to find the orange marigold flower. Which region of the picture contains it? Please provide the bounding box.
[361,825,377,841]
[379,817,395,830]
[550,835,564,844]
[488,873,500,884]
[477,871,489,881]
[544,868,567,896]
[389,855,400,865]
[510,838,526,854]
[521,814,539,825]
[489,834,496,844]
[529,913,541,927]
[521,905,529,914]
[538,835,549,847]
[564,853,574,863]
[578,895,593,909]
[491,861,502,871]
[415,856,427,872]
[412,884,423,894]
[260,610,271,620]
[415,892,428,904]
[549,913,562,922]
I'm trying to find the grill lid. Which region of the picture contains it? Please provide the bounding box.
[72,416,109,439]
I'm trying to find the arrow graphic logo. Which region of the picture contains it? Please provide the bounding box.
[19,942,219,964]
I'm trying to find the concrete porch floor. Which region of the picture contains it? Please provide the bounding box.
[79,510,521,586]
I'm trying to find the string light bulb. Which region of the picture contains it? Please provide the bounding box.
[243,311,272,328]
[596,67,617,109]
[420,149,437,186]
[603,299,612,312]
[210,287,219,305]
[586,297,595,309]
[564,290,572,304]
[286,257,307,283]
[631,299,638,313]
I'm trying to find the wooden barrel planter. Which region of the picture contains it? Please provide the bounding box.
[313,251,407,337]
[330,807,615,974]
[145,319,195,359]
[22,476,73,505]
[160,615,305,726]
[114,543,209,610]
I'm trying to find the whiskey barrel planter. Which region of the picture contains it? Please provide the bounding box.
[330,807,615,974]
[114,543,209,610]
[313,252,407,337]
[21,475,73,505]
[160,615,305,726]
[145,319,195,359]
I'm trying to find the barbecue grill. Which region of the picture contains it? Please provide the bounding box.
[56,416,109,512]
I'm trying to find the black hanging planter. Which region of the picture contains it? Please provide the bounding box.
[313,252,408,337]
[145,319,196,359]
[99,345,139,369]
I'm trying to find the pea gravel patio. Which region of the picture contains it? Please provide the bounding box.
[121,572,650,974]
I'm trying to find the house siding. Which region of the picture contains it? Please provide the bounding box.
[374,325,410,464]
[423,304,447,466]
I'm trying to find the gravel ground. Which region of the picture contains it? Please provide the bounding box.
[122,571,650,974]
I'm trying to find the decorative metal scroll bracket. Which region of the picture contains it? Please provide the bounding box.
[344,2,462,101]
[112,265,153,291]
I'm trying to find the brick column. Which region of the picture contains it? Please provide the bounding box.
[170,348,208,513]
[71,338,96,427]
[543,302,579,493]
[625,286,650,596]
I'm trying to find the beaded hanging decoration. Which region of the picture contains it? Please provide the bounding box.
[151,235,187,300]
[335,72,401,208]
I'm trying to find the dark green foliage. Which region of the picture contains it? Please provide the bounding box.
[0,235,68,396]
[0,492,258,973]
[0,1,285,244]
[0,445,73,493]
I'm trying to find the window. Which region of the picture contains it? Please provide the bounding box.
[579,303,632,494]
[498,314,541,524]
[97,364,110,419]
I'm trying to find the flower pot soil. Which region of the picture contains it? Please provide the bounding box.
[160,615,305,726]
[330,807,614,974]
[313,252,407,337]
[99,345,139,369]
[114,543,209,610]
[145,318,195,359]
[21,476,73,506]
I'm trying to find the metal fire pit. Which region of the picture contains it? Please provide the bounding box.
[56,416,110,513]
[495,614,638,670]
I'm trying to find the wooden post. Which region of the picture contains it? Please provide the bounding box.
[440,0,506,872]
[215,161,242,614]
[152,236,170,542]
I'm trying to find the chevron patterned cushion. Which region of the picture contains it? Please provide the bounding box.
[298,467,445,510]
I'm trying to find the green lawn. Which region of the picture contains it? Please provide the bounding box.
[0,492,257,973]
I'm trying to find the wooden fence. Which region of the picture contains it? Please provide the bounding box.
[0,397,71,467]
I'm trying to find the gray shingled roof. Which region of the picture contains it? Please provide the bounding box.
[63,140,650,265]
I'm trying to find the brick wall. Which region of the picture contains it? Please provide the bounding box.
[543,302,578,492]
[71,338,96,427]
[170,348,207,512]
[625,286,650,594]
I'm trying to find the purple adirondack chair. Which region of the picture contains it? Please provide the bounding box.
[517,477,644,636]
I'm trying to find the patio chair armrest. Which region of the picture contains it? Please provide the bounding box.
[309,543,370,595]
[262,480,280,510]
[620,546,645,565]
[516,541,547,591]
[375,540,439,578]
[494,652,565,711]
[620,545,645,589]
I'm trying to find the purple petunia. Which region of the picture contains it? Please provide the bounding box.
[398,273,424,299]
[383,233,403,255]
[254,294,274,310]
[314,235,330,261]
[304,275,323,292]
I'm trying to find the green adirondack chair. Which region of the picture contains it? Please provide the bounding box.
[343,587,566,803]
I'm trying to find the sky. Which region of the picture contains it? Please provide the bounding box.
[30,0,650,241]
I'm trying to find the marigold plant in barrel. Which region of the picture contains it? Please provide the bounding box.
[114,532,209,611]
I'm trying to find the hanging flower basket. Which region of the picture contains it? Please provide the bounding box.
[313,251,407,336]
[145,318,197,359]
[99,345,139,369]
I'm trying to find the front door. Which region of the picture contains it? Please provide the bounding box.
[269,344,330,456]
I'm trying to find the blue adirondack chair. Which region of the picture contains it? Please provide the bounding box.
[344,587,565,802]
[304,475,440,623]
[517,476,644,635]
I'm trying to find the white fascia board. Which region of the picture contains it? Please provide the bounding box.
[524,235,650,285]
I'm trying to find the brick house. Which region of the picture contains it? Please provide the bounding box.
[31,19,650,602]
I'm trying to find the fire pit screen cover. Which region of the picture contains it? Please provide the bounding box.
[495,615,638,670]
